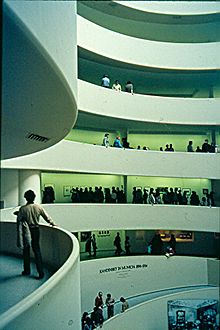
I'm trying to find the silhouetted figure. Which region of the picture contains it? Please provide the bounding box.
[143,189,149,204]
[190,191,200,206]
[151,232,163,255]
[182,191,188,205]
[132,187,137,204]
[159,147,163,151]
[122,137,130,148]
[169,144,174,152]
[92,234,97,257]
[114,232,122,256]
[104,188,111,203]
[196,146,202,152]
[187,140,194,152]
[111,187,117,203]
[42,186,55,203]
[91,306,104,328]
[202,139,211,153]
[125,236,131,255]
[163,188,170,204]
[165,144,169,151]
[177,189,183,205]
[135,188,143,204]
[85,236,92,256]
[81,312,94,330]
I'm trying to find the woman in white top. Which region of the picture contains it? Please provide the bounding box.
[112,80,122,91]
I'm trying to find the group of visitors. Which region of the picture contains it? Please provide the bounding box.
[85,233,131,258]
[101,75,134,94]
[187,139,216,153]
[102,134,217,154]
[82,291,129,329]
[71,186,126,204]
[132,187,215,206]
[85,234,97,257]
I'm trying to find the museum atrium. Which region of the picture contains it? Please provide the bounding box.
[1,1,220,329]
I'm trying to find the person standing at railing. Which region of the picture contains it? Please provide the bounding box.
[16,189,55,280]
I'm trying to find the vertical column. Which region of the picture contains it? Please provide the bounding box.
[19,170,41,205]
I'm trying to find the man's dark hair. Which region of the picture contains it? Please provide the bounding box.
[24,190,36,203]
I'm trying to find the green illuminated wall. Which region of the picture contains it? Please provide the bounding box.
[41,172,211,203]
[128,133,211,151]
[66,129,123,146]
[127,176,211,203]
[66,128,212,151]
[41,172,124,203]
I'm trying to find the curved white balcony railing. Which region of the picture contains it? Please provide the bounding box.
[1,140,220,180]
[26,204,220,234]
[78,16,220,70]
[78,2,220,43]
[0,221,81,330]
[119,1,220,16]
[78,80,220,126]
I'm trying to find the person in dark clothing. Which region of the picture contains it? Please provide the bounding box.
[190,191,200,206]
[91,307,104,328]
[196,146,202,152]
[81,312,95,330]
[91,234,97,257]
[151,232,163,255]
[105,293,115,319]
[114,232,122,256]
[202,139,211,153]
[125,236,131,255]
[169,144,174,152]
[85,236,92,256]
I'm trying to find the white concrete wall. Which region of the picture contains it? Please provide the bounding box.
[78,16,220,69]
[103,287,219,330]
[0,170,19,208]
[0,222,81,330]
[1,141,220,179]
[5,0,78,98]
[119,1,220,15]
[78,80,220,126]
[0,203,213,234]
[80,255,210,312]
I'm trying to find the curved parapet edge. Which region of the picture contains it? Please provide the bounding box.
[0,222,81,330]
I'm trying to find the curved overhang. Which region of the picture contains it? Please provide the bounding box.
[78,81,220,127]
[2,2,78,160]
[78,16,220,70]
[1,140,220,180]
[78,1,220,43]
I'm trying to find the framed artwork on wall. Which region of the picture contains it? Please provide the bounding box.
[44,183,55,189]
[63,186,71,197]
[203,188,209,195]
[182,188,191,196]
